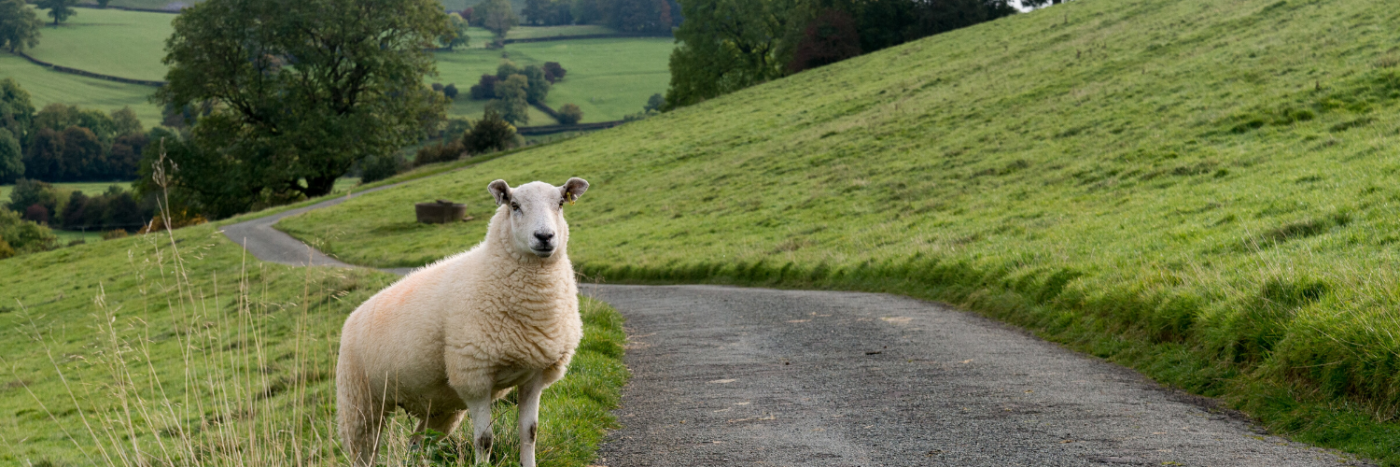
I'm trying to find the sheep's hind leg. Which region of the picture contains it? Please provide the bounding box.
[465,396,494,465]
[517,373,545,467]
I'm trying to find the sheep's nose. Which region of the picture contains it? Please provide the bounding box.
[534,231,555,243]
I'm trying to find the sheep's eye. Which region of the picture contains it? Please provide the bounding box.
[510,202,520,211]
[559,199,566,208]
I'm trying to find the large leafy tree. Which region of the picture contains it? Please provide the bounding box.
[665,0,801,108]
[0,78,35,148]
[478,0,519,40]
[155,0,450,217]
[35,0,77,27]
[0,0,42,52]
[0,129,22,183]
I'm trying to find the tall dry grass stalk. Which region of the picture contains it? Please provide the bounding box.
[11,143,437,466]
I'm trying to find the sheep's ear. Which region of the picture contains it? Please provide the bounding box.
[560,178,589,204]
[488,179,512,206]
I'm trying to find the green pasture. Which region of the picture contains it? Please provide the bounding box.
[280,0,1400,463]
[0,224,627,465]
[0,54,162,126]
[13,4,665,124]
[435,37,672,122]
[24,6,173,82]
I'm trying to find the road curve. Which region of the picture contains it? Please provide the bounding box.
[220,184,401,269]
[219,189,1372,466]
[581,284,1371,467]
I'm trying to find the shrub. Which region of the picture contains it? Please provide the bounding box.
[414,139,465,168]
[0,128,21,183]
[443,83,459,100]
[558,103,584,124]
[431,83,445,93]
[101,229,128,240]
[644,93,665,112]
[496,61,522,81]
[464,110,516,154]
[24,203,48,224]
[542,61,566,83]
[7,178,57,214]
[359,153,403,184]
[521,65,550,103]
[0,206,55,254]
[0,237,13,259]
[469,74,499,100]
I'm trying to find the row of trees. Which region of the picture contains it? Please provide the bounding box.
[522,0,681,33]
[666,0,1020,108]
[0,79,149,183]
[7,179,152,231]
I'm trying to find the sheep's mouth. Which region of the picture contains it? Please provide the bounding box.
[531,246,555,257]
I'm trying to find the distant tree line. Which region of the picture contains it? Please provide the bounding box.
[459,0,680,39]
[7,179,154,231]
[666,0,1019,108]
[0,79,149,184]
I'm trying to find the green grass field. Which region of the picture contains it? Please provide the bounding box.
[13,6,665,124]
[435,37,672,122]
[278,0,1400,463]
[0,54,162,126]
[24,6,172,82]
[0,224,627,465]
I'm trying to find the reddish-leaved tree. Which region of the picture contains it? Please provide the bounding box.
[788,9,862,73]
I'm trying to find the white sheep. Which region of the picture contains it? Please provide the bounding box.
[336,178,590,467]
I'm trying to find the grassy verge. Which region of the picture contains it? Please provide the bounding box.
[277,0,1400,463]
[0,217,627,465]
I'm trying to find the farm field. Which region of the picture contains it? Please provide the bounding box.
[435,37,673,122]
[279,0,1400,463]
[23,6,173,82]
[0,224,628,465]
[0,54,162,126]
[13,5,667,124]
[75,0,525,13]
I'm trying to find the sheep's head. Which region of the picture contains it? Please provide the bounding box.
[488,178,589,259]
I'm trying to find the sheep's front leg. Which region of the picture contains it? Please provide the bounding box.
[517,373,545,467]
[465,395,494,465]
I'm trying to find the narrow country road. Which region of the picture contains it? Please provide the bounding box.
[220,194,1374,467]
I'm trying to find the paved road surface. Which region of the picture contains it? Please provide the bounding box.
[220,190,1372,466]
[582,284,1371,467]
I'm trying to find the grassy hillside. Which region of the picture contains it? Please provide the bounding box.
[279,0,1400,462]
[0,223,627,465]
[0,54,162,126]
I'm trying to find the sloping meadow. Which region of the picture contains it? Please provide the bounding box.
[0,224,627,465]
[279,0,1400,461]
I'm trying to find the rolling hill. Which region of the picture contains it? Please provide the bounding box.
[277,0,1400,462]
